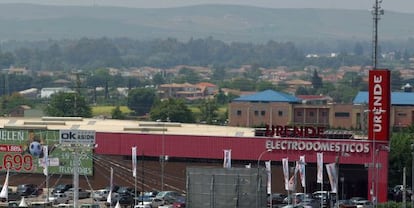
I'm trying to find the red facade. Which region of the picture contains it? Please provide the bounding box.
[95,132,389,202]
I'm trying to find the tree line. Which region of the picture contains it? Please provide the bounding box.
[0,37,382,71]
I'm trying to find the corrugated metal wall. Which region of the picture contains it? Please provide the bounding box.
[186,167,267,208]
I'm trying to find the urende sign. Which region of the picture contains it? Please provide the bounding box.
[368,69,390,141]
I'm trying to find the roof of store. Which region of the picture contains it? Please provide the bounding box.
[232,90,300,103]
[0,117,255,137]
[353,91,414,105]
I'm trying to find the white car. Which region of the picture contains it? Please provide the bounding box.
[48,193,70,205]
[92,189,109,201]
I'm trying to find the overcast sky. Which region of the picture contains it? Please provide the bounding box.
[0,0,412,13]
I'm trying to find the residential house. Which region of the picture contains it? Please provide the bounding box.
[158,83,203,100]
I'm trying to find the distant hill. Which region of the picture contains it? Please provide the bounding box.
[0,3,412,43]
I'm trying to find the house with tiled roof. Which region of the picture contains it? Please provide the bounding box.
[197,82,218,96]
[158,83,204,100]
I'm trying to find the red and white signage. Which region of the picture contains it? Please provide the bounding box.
[368,69,390,141]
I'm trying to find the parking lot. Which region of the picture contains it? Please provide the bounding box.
[7,187,109,208]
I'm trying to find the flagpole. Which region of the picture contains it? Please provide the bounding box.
[132,146,137,207]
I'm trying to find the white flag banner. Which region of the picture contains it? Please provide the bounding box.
[326,163,337,193]
[245,163,251,168]
[132,146,137,178]
[0,169,9,199]
[42,145,48,176]
[299,155,306,188]
[317,152,323,184]
[223,149,231,168]
[107,167,114,203]
[265,160,271,195]
[288,161,299,191]
[282,158,289,191]
[106,190,112,204]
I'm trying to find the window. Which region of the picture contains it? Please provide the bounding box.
[278,111,283,116]
[321,111,327,117]
[335,112,350,117]
[261,111,266,116]
[397,112,407,117]
[309,111,314,117]
[254,110,259,116]
[297,111,302,116]
[237,110,242,116]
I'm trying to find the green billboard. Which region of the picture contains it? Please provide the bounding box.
[0,129,93,176]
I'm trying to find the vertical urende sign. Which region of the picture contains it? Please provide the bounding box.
[368,69,390,141]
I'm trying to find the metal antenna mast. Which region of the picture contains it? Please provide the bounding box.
[372,0,384,69]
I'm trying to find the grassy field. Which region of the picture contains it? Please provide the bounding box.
[92,106,132,116]
[92,105,227,118]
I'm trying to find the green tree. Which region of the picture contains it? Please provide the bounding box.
[0,93,32,115]
[391,70,403,91]
[198,99,218,124]
[127,88,157,116]
[389,129,413,187]
[311,70,323,89]
[150,98,195,123]
[111,105,125,119]
[152,72,166,86]
[44,92,92,117]
[256,81,276,91]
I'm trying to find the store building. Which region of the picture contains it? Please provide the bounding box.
[0,116,388,203]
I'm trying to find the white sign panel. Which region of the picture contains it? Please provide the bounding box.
[39,157,60,167]
[59,130,96,145]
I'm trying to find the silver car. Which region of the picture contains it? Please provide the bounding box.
[150,191,182,207]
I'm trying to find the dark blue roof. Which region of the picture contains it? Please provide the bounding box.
[232,90,300,103]
[353,91,414,105]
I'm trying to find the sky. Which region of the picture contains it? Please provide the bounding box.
[0,0,412,14]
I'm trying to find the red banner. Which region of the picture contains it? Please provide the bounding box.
[368,69,390,141]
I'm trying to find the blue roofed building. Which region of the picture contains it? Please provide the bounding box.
[354,91,414,128]
[229,89,414,130]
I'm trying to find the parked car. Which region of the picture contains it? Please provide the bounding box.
[65,188,90,199]
[48,193,70,205]
[117,187,134,196]
[268,193,287,206]
[172,196,186,208]
[92,189,110,201]
[151,191,182,208]
[0,187,21,202]
[16,184,42,197]
[118,195,134,207]
[80,204,100,208]
[52,184,73,194]
[105,185,120,193]
[283,193,311,204]
[134,196,153,208]
[30,201,53,208]
[134,192,159,208]
[355,200,373,208]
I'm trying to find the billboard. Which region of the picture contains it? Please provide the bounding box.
[368,69,391,141]
[0,129,93,175]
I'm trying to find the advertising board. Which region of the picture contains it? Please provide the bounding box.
[368,69,391,141]
[0,129,93,175]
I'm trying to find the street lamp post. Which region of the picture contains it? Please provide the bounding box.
[336,151,350,208]
[340,177,345,200]
[412,143,414,208]
[256,149,272,208]
[375,144,389,207]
